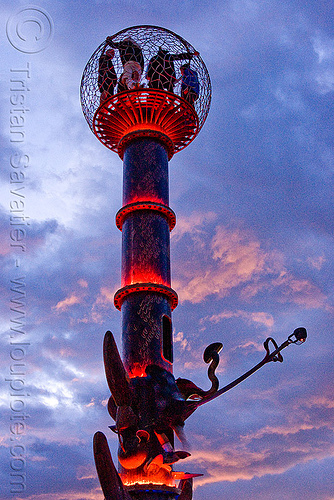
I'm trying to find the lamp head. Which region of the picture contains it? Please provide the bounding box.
[288,327,307,344]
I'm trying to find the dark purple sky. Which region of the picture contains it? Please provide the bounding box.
[1,1,333,499]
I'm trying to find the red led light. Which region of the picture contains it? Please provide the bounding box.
[125,195,166,205]
[114,283,178,310]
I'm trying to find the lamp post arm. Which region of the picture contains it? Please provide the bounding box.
[196,337,292,408]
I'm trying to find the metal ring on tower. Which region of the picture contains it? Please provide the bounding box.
[116,201,176,231]
[114,283,178,310]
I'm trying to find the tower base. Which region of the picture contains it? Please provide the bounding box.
[127,484,180,500]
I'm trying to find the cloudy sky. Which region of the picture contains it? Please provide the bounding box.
[1,0,333,499]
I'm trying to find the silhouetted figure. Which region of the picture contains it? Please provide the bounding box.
[98,48,117,102]
[106,36,144,90]
[107,36,144,70]
[146,48,198,92]
[180,64,199,106]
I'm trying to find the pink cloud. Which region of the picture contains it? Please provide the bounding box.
[0,241,10,256]
[78,278,88,288]
[187,420,334,487]
[183,385,334,488]
[204,310,274,329]
[271,271,329,309]
[172,212,217,243]
[307,255,326,271]
[304,396,334,409]
[174,224,271,302]
[54,293,81,312]
[172,217,329,310]
[174,331,191,351]
[78,286,118,324]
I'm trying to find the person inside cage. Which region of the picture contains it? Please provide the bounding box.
[106,36,144,90]
[146,47,199,93]
[98,47,117,102]
[180,64,200,106]
[122,60,143,90]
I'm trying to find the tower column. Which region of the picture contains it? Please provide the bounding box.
[81,24,211,500]
[116,138,175,376]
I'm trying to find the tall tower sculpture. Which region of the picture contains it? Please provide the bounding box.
[81,25,306,500]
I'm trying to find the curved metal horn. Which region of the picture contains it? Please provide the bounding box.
[93,431,132,500]
[103,331,132,407]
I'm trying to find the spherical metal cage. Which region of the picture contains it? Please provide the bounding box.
[80,25,211,155]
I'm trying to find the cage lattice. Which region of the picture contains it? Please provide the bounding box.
[81,25,211,156]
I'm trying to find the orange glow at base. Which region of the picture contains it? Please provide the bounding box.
[126,194,166,205]
[121,470,175,489]
[128,363,147,378]
[123,272,169,288]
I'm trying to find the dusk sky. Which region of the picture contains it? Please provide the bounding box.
[1,1,334,499]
